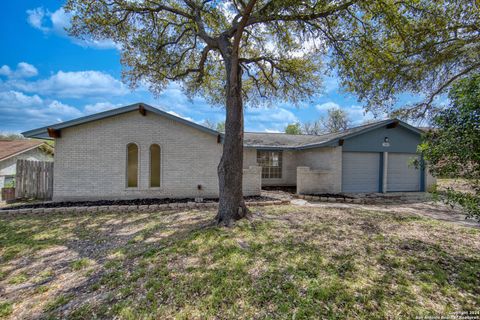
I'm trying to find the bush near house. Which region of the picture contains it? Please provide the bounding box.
[420,74,480,220]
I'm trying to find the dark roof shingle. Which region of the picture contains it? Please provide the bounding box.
[244,119,396,149]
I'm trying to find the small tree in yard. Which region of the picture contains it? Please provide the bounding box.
[202,120,225,132]
[300,107,349,135]
[320,107,349,133]
[285,123,302,135]
[302,120,322,135]
[419,74,480,220]
[65,0,474,225]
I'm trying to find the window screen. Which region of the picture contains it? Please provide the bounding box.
[257,150,283,179]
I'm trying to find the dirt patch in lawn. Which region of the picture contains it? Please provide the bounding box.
[299,200,479,229]
[0,205,478,319]
[437,178,477,194]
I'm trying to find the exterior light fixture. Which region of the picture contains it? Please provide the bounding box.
[382,137,390,147]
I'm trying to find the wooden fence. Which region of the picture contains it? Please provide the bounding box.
[15,159,54,200]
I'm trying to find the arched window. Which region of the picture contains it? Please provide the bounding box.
[127,143,138,188]
[150,144,161,187]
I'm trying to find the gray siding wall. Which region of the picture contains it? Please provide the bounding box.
[53,111,259,201]
[342,125,420,153]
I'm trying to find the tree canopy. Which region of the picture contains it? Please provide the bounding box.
[320,107,349,133]
[284,122,302,135]
[287,107,349,135]
[419,74,480,219]
[65,0,478,112]
[64,0,478,224]
[203,119,226,132]
[66,0,329,108]
[330,1,479,120]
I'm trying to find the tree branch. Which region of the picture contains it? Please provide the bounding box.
[196,45,212,83]
[246,1,356,26]
[422,62,480,109]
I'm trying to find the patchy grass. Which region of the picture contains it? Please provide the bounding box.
[0,302,13,317]
[0,205,479,319]
[70,258,92,271]
[43,294,74,312]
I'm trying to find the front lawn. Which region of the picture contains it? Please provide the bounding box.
[0,205,478,319]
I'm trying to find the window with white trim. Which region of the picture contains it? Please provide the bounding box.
[257,150,283,179]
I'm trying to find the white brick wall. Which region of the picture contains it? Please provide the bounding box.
[244,146,343,191]
[296,167,332,194]
[296,147,342,194]
[53,111,261,201]
[243,148,297,186]
[243,166,262,196]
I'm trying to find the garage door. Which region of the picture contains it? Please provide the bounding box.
[342,152,380,193]
[387,153,421,192]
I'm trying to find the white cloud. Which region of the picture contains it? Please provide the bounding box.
[0,62,38,79]
[264,129,281,133]
[0,65,12,77]
[16,63,39,78]
[49,7,70,34]
[84,102,122,114]
[166,110,195,123]
[323,75,340,93]
[0,90,43,107]
[0,90,82,129]
[26,7,118,49]
[315,101,340,111]
[245,107,298,132]
[46,100,82,117]
[11,70,127,98]
[26,7,49,32]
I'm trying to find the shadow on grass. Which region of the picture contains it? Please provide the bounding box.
[0,207,479,319]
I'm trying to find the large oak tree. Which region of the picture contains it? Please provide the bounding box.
[65,0,477,225]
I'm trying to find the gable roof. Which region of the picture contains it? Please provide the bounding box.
[21,102,423,150]
[0,140,52,162]
[21,103,220,139]
[244,119,424,150]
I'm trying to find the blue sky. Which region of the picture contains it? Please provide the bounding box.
[0,1,416,134]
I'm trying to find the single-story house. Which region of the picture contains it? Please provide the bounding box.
[0,140,54,191]
[22,103,435,202]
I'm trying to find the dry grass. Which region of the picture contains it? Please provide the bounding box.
[437,178,476,194]
[0,205,479,319]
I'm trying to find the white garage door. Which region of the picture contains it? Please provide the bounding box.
[342,152,380,193]
[387,153,421,192]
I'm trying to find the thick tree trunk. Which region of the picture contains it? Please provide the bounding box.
[216,43,248,226]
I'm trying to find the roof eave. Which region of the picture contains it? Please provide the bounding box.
[244,145,298,150]
[22,103,220,138]
[0,143,46,162]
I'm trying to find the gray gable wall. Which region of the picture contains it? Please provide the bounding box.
[342,125,421,153]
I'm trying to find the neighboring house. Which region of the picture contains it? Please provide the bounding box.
[22,103,435,202]
[0,140,54,190]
